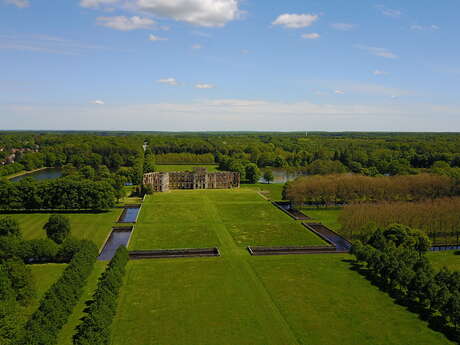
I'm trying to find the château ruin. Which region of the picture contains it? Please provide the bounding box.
[143,167,240,192]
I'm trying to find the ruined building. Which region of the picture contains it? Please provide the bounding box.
[143,167,240,192]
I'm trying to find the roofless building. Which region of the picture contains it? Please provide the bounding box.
[143,167,240,192]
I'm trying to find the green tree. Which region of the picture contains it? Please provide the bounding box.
[263,170,274,184]
[245,163,261,184]
[0,217,21,238]
[44,215,71,244]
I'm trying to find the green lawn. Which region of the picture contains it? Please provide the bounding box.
[57,261,107,345]
[155,164,219,172]
[129,188,324,250]
[9,209,122,249]
[112,258,298,345]
[428,250,460,271]
[302,207,343,232]
[242,183,285,201]
[20,264,66,324]
[250,254,454,345]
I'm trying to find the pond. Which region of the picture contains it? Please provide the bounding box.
[10,167,63,182]
[258,168,307,184]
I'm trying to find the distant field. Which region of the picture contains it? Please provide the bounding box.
[302,207,343,232]
[155,164,219,172]
[242,183,285,201]
[20,264,66,324]
[251,254,454,345]
[428,250,460,271]
[129,188,324,250]
[9,209,122,249]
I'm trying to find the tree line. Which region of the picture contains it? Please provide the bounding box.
[0,177,116,210]
[73,246,129,345]
[0,215,97,345]
[154,153,215,164]
[283,173,457,207]
[339,197,460,245]
[353,225,460,342]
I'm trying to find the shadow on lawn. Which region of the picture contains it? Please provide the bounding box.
[342,259,460,344]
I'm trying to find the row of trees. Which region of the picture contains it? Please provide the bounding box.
[339,197,460,245]
[0,178,116,210]
[20,240,99,344]
[154,153,215,164]
[73,246,129,345]
[284,173,456,206]
[352,225,460,341]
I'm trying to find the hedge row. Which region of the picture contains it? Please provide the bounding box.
[353,226,460,341]
[73,246,129,345]
[20,240,99,345]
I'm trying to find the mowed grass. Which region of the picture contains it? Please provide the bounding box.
[9,209,122,249]
[57,261,107,345]
[112,259,290,345]
[129,188,325,250]
[302,207,343,232]
[428,250,460,271]
[155,164,219,172]
[242,183,285,201]
[20,264,66,323]
[250,254,454,345]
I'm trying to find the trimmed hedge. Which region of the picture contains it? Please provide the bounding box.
[20,240,98,345]
[73,246,129,345]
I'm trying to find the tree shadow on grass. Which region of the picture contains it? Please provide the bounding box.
[342,258,460,344]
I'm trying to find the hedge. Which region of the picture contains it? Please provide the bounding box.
[73,246,129,345]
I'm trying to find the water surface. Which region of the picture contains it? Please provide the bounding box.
[11,167,63,182]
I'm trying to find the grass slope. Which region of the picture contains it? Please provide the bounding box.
[302,207,343,232]
[251,254,454,345]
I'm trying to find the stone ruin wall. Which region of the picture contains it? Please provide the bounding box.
[143,167,240,192]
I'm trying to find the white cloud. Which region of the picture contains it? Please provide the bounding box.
[90,100,105,105]
[355,45,398,59]
[373,70,387,75]
[191,44,202,49]
[80,0,117,8]
[377,5,401,18]
[330,23,356,31]
[195,83,215,89]
[97,16,155,31]
[334,90,345,95]
[411,24,440,31]
[157,78,178,86]
[272,13,318,29]
[4,0,29,8]
[135,0,241,27]
[301,33,320,40]
[149,34,168,41]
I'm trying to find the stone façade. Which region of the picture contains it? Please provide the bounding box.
[143,167,240,192]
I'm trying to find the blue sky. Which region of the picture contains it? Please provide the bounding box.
[1,0,459,131]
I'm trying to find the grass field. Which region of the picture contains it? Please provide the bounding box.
[9,209,122,249]
[302,207,343,232]
[428,250,460,271]
[129,188,324,250]
[20,264,66,324]
[242,183,285,201]
[57,261,107,345]
[250,254,454,345]
[155,164,219,172]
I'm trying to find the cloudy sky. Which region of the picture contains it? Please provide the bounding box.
[1,0,459,131]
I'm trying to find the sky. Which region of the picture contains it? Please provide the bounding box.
[1,0,459,131]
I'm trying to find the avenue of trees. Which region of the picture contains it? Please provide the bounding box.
[73,246,129,345]
[283,173,456,206]
[0,215,96,344]
[353,225,460,341]
[339,198,460,245]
